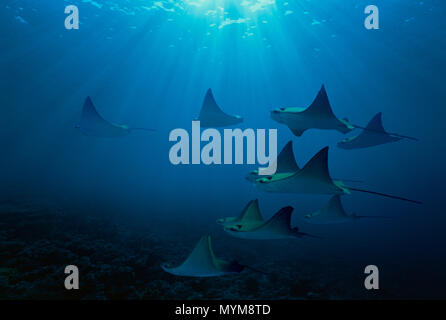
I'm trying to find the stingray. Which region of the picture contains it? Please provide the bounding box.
[219,202,314,240]
[76,97,155,137]
[304,195,387,224]
[271,85,354,137]
[162,235,265,277]
[246,141,299,183]
[254,146,422,204]
[196,89,243,127]
[338,112,417,149]
[246,140,361,184]
[216,199,265,229]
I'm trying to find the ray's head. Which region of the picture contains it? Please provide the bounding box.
[216,218,227,225]
[256,176,274,184]
[304,213,315,219]
[233,114,243,123]
[270,108,288,124]
[337,135,356,149]
[245,170,259,183]
[223,224,244,233]
[161,262,174,270]
[338,118,355,134]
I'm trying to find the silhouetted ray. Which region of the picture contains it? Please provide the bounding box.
[338,112,417,149]
[306,195,391,223]
[196,89,243,127]
[161,235,245,277]
[246,141,299,183]
[271,85,354,137]
[254,147,421,204]
[76,97,154,137]
[219,202,315,240]
[216,199,264,229]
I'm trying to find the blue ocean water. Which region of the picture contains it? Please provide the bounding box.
[0,0,445,299]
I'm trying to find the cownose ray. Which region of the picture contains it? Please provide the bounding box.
[338,112,417,149]
[304,195,389,224]
[196,89,243,127]
[246,140,361,184]
[254,146,422,204]
[76,97,155,137]
[218,201,316,240]
[270,85,354,137]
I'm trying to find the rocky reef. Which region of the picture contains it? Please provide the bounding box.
[0,199,391,300]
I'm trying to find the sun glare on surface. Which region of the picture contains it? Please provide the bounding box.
[178,0,279,38]
[183,0,277,16]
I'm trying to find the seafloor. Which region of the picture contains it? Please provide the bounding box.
[0,199,397,300]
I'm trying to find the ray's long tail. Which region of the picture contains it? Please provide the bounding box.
[130,127,156,133]
[347,187,422,204]
[356,215,393,219]
[334,178,363,183]
[242,265,271,275]
[352,124,418,141]
[299,232,324,239]
[293,229,323,239]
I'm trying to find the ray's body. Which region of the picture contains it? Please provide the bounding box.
[253,147,421,204]
[218,200,312,240]
[162,236,244,277]
[271,85,354,137]
[76,97,154,137]
[196,89,243,127]
[338,112,408,149]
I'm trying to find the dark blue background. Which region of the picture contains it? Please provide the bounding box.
[1,0,445,298]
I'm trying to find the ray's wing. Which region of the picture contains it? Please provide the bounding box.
[306,195,352,223]
[255,147,348,195]
[197,89,243,127]
[199,89,230,118]
[206,236,236,272]
[365,112,387,133]
[290,128,306,137]
[163,236,221,276]
[80,97,114,128]
[339,113,403,149]
[238,199,263,222]
[302,85,337,118]
[260,206,294,234]
[297,147,333,183]
[276,141,300,173]
[351,112,416,140]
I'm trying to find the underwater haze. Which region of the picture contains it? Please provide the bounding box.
[1,0,446,299]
